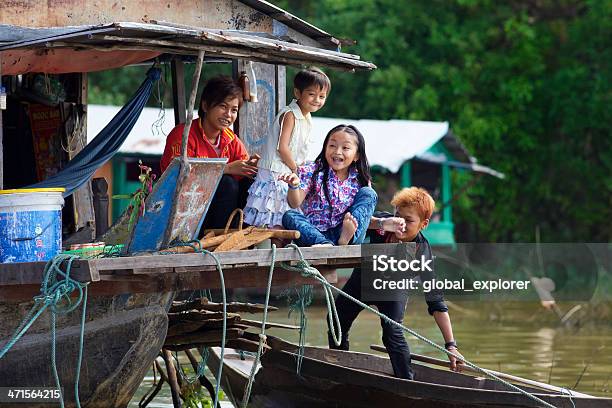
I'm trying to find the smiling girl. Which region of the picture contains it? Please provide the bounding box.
[160,76,259,229]
[279,124,377,246]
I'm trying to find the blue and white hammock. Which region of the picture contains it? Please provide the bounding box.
[27,67,162,197]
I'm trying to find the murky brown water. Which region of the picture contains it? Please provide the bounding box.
[129,301,611,407]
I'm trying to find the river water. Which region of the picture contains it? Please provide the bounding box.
[129,300,611,407]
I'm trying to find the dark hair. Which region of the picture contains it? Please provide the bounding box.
[197,76,243,120]
[294,67,331,93]
[310,125,371,206]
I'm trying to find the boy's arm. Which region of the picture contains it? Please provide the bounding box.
[432,311,464,372]
[419,237,463,371]
[368,211,406,234]
[277,112,298,172]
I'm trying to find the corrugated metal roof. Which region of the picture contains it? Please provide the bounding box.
[0,21,375,74]
[238,0,341,49]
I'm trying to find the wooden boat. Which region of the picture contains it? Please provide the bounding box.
[208,336,612,408]
[0,292,173,408]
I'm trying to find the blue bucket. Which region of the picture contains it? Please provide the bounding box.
[0,188,65,263]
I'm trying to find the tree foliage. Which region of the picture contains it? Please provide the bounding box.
[275,0,611,242]
[88,0,611,242]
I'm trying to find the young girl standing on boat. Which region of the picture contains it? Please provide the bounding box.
[280,124,377,246]
[243,67,330,228]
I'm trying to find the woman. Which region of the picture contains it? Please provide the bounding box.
[160,75,259,229]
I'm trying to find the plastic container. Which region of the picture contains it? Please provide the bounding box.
[0,188,65,263]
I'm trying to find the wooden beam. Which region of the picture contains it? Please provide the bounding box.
[0,259,99,286]
[161,349,183,408]
[93,33,373,69]
[90,246,361,272]
[0,52,3,189]
[171,58,186,125]
[43,41,361,72]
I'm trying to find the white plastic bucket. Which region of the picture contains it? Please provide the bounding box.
[0,188,65,263]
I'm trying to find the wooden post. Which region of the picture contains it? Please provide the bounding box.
[0,53,3,189]
[161,348,182,408]
[92,178,109,239]
[70,72,95,238]
[236,61,280,157]
[180,51,205,163]
[171,58,187,125]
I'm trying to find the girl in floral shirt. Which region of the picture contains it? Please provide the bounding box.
[279,124,377,246]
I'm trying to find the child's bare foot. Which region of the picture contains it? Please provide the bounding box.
[338,212,358,245]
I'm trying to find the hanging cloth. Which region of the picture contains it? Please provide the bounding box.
[27,67,162,197]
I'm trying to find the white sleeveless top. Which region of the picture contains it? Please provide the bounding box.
[258,99,311,173]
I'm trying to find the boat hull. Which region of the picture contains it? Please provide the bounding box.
[209,342,612,408]
[0,292,173,408]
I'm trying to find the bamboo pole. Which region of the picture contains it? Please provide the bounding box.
[161,348,183,408]
[139,361,166,408]
[370,345,591,397]
[181,50,205,162]
[170,299,278,314]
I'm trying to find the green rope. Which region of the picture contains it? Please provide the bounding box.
[280,261,342,347]
[278,283,312,373]
[174,349,208,385]
[241,244,277,407]
[283,244,558,408]
[162,241,226,407]
[0,254,89,408]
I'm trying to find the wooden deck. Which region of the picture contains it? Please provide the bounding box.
[0,246,361,301]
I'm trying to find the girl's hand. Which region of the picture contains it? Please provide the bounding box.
[225,159,258,178]
[278,173,300,188]
[384,217,406,234]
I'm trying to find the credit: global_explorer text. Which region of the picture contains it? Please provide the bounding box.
[372,278,531,293]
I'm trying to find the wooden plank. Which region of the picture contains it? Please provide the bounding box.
[92,246,361,272]
[167,316,241,336]
[170,299,278,314]
[240,319,300,330]
[0,259,99,285]
[85,267,337,298]
[42,40,365,72]
[237,60,278,159]
[165,328,244,346]
[225,338,271,353]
